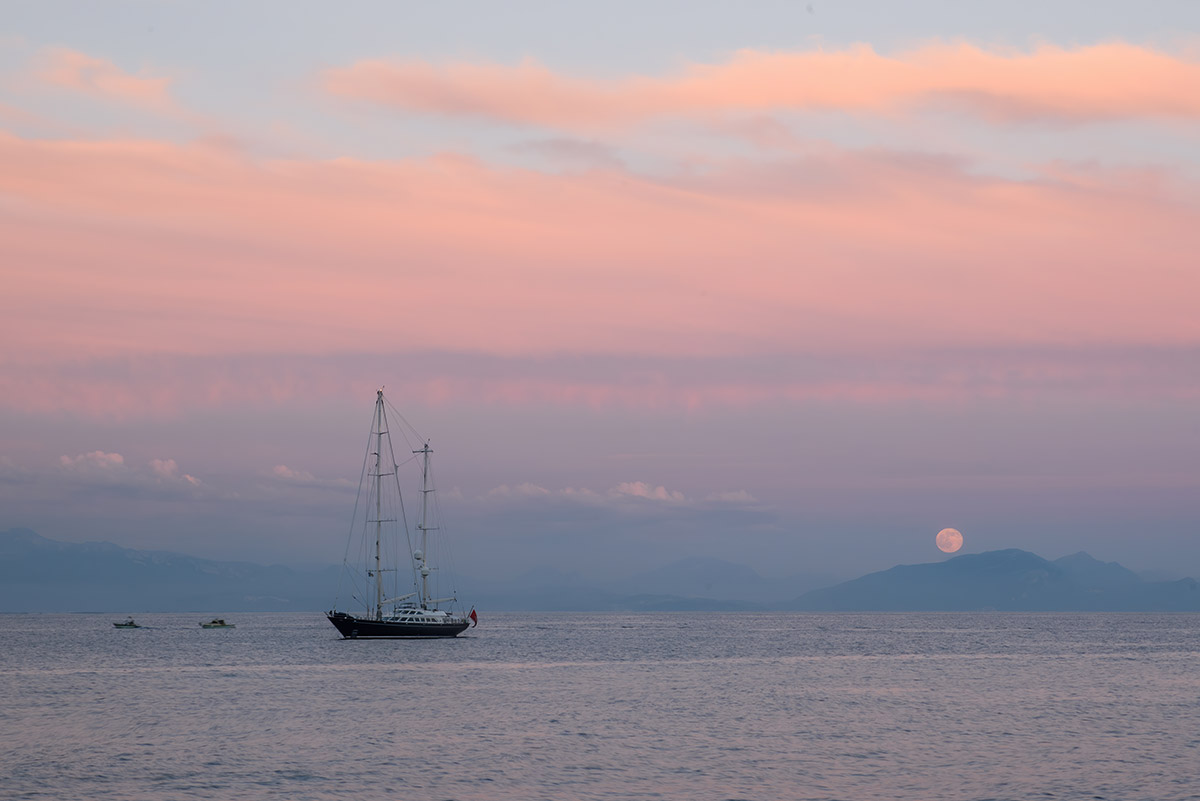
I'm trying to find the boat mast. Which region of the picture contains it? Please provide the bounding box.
[416,443,434,607]
[373,389,385,620]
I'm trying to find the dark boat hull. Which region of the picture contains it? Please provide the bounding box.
[326,611,469,639]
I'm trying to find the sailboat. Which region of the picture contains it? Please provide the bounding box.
[327,389,474,638]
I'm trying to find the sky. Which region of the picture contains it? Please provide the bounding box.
[1,1,1198,583]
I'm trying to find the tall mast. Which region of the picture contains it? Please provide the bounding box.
[416,443,434,607]
[373,389,384,619]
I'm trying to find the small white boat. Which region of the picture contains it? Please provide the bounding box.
[200,619,235,629]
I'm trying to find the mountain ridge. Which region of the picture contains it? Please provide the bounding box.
[3,528,1197,612]
[787,548,1200,611]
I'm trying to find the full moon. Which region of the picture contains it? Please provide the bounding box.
[936,528,964,553]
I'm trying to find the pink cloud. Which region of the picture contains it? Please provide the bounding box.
[51,450,203,493]
[151,457,201,485]
[61,451,125,469]
[0,129,1197,417]
[150,457,179,477]
[273,464,315,482]
[35,47,176,112]
[612,481,686,502]
[269,465,351,488]
[2,344,1197,421]
[320,42,1200,128]
[482,481,724,507]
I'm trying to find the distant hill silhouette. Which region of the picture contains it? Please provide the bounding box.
[4,529,1197,612]
[1,528,778,613]
[0,528,338,612]
[787,549,1200,611]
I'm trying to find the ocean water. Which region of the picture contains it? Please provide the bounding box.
[1,613,1198,801]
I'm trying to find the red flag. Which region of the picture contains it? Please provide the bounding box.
[469,608,478,627]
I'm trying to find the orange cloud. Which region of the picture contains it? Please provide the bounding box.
[320,42,1200,128]
[35,47,176,111]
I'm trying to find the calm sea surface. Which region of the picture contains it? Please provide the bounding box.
[1,612,1198,800]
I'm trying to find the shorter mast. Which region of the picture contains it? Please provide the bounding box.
[415,443,436,608]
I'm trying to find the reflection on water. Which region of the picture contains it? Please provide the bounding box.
[1,612,1198,800]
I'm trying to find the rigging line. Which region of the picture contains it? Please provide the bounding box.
[381,399,420,596]
[378,390,464,611]
[334,400,378,612]
[382,393,427,452]
[428,460,452,596]
[424,451,464,607]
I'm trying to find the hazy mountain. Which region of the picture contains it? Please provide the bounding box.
[0,528,771,613]
[0,528,338,613]
[5,529,1197,613]
[787,548,1200,611]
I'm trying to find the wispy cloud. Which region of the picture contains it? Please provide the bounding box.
[273,464,316,482]
[59,451,202,489]
[1,132,1195,387]
[483,480,756,508]
[321,42,1200,129]
[151,457,201,486]
[60,450,125,470]
[612,481,686,503]
[3,343,1200,422]
[35,47,178,113]
[271,464,352,488]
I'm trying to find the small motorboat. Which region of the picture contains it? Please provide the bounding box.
[200,619,235,628]
[113,618,141,629]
